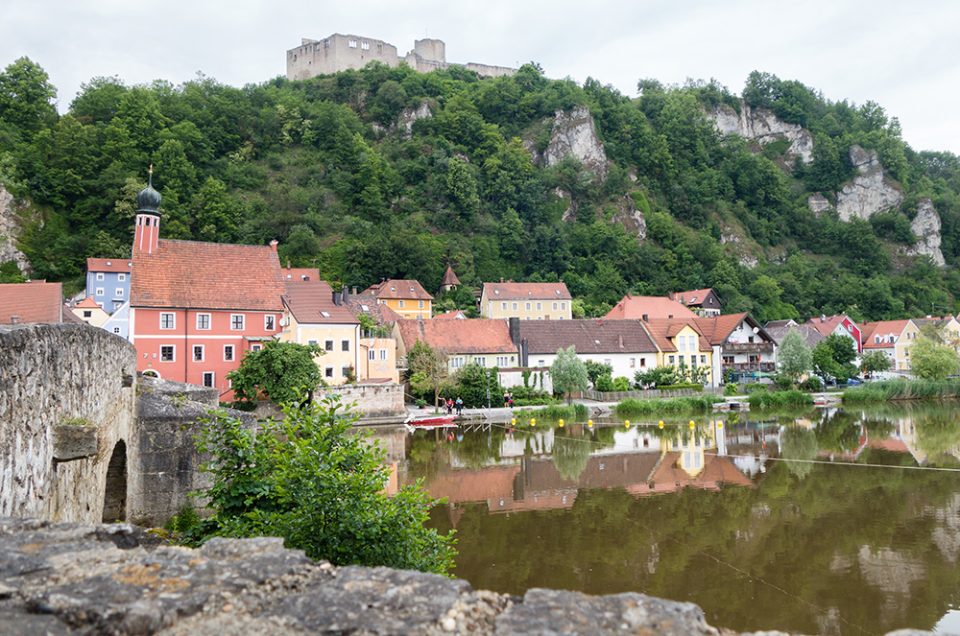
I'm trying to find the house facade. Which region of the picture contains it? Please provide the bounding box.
[358,336,400,383]
[670,288,722,317]
[86,258,132,313]
[394,318,518,373]
[696,313,777,381]
[479,282,572,320]
[71,297,110,328]
[361,279,433,319]
[278,281,361,386]
[860,319,919,371]
[102,301,130,340]
[517,319,658,379]
[806,315,862,354]
[640,318,718,387]
[128,176,286,397]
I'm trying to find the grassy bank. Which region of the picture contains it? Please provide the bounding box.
[747,390,814,409]
[615,396,722,417]
[843,379,960,403]
[516,403,589,421]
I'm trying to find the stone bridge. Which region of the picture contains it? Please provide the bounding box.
[0,323,238,527]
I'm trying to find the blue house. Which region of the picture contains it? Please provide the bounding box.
[86,258,132,313]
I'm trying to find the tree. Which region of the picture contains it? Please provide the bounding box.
[183,397,456,574]
[860,351,892,376]
[551,346,588,402]
[777,330,813,381]
[635,365,680,388]
[227,340,322,405]
[450,362,500,408]
[812,334,858,383]
[584,360,613,387]
[910,335,960,380]
[0,57,57,138]
[407,340,449,408]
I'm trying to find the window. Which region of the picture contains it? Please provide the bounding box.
[748,336,755,343]
[348,39,357,48]
[96,273,104,281]
[538,359,545,367]
[325,367,334,378]
[379,348,387,360]
[512,302,518,310]
[325,340,334,351]
[690,355,697,367]
[160,313,175,329]
[202,372,215,388]
[341,340,350,352]
[96,287,104,296]
[251,344,262,352]
[561,302,567,310]
[418,300,424,308]
[308,339,318,346]
[160,345,175,362]
[223,345,234,361]
[361,41,370,50]
[668,355,675,365]
[640,358,647,368]
[342,366,351,377]
[700,355,706,364]
[501,302,507,310]
[193,345,204,362]
[82,310,92,318]
[552,302,558,310]
[368,349,376,360]
[398,300,405,308]
[115,288,124,297]
[264,315,275,331]
[526,302,531,310]
[117,273,126,282]
[604,358,612,366]
[113,327,121,334]
[475,357,485,367]
[451,357,463,369]
[536,302,542,311]
[630,358,636,369]
[197,314,211,330]
[231,314,245,330]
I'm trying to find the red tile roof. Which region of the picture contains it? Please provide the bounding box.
[441,265,461,287]
[860,320,911,349]
[86,258,132,273]
[482,281,571,301]
[434,309,468,320]
[131,239,284,311]
[74,297,102,309]
[281,267,320,282]
[670,288,715,307]
[641,319,711,352]
[396,318,516,355]
[0,281,63,323]
[519,319,658,355]
[694,313,772,346]
[363,279,433,301]
[604,295,695,320]
[806,315,856,338]
[282,281,358,324]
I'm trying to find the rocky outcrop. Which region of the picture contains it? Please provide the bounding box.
[0,185,29,273]
[542,106,608,181]
[907,198,945,266]
[398,100,433,137]
[835,145,903,221]
[611,194,647,240]
[0,516,760,635]
[807,193,832,215]
[709,102,813,165]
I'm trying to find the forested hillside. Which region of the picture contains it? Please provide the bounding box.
[1,57,960,321]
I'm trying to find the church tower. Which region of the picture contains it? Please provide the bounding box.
[133,166,162,255]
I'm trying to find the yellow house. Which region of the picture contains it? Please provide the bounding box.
[394,318,518,374]
[639,319,717,387]
[480,281,572,320]
[280,281,360,386]
[860,319,919,372]
[359,336,400,383]
[360,279,433,319]
[72,297,110,328]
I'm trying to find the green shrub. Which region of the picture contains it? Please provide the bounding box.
[724,383,739,396]
[800,376,823,392]
[613,376,632,391]
[615,395,722,417]
[594,374,615,392]
[517,403,588,421]
[742,383,768,394]
[773,374,794,390]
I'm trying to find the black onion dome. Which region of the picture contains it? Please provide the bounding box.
[136,170,162,214]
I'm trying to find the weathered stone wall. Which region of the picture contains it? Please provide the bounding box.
[0,324,136,523]
[323,382,406,418]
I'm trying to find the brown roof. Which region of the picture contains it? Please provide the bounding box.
[422,465,520,504]
[860,320,911,349]
[281,266,320,282]
[694,313,772,346]
[363,279,433,301]
[434,309,468,320]
[345,296,403,326]
[765,323,824,348]
[441,265,461,287]
[0,281,63,323]
[396,318,516,355]
[482,281,571,301]
[806,315,855,337]
[282,282,358,324]
[86,258,132,273]
[604,295,695,320]
[131,239,284,311]
[641,318,711,352]
[669,288,716,307]
[519,319,658,355]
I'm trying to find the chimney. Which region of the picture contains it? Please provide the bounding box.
[342,288,350,304]
[499,277,504,283]
[821,314,826,322]
[618,334,624,349]
[332,290,340,306]
[10,315,20,324]
[269,239,279,252]
[351,287,358,295]
[508,317,521,347]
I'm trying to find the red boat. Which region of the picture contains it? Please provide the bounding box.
[404,415,457,432]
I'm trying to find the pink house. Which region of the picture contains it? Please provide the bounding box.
[806,314,862,353]
[128,173,285,398]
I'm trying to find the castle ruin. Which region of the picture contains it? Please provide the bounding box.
[286,34,516,81]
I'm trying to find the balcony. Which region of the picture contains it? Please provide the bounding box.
[723,342,775,354]
[724,362,776,373]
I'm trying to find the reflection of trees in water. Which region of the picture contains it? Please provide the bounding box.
[916,412,960,461]
[815,411,862,453]
[452,426,506,469]
[780,426,817,480]
[552,432,592,481]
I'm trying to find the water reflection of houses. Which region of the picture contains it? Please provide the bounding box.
[411,422,756,519]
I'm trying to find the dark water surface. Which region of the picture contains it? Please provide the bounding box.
[379,405,960,635]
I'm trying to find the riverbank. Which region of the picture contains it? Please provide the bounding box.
[843,379,960,403]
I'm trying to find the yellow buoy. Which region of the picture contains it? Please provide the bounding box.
[587,419,594,428]
[717,421,723,429]
[624,419,631,428]
[558,419,565,428]
[658,420,664,429]
[511,418,516,426]
[689,420,695,429]
[530,418,536,427]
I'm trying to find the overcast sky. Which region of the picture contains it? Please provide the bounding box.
[3,0,959,153]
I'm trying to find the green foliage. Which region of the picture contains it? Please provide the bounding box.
[842,379,960,402]
[550,346,588,400]
[0,260,25,283]
[612,376,631,391]
[407,341,449,407]
[724,382,739,396]
[860,351,893,375]
[584,360,613,387]
[517,403,588,421]
[185,397,456,573]
[910,336,960,380]
[780,426,818,480]
[226,340,322,405]
[614,395,721,416]
[747,389,814,409]
[777,330,813,380]
[812,334,858,382]
[634,365,680,388]
[449,363,501,408]
[800,376,824,391]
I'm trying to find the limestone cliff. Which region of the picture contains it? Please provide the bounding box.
[398,100,433,137]
[835,145,903,221]
[708,102,813,165]
[907,198,946,266]
[0,184,29,273]
[610,194,647,241]
[542,106,608,181]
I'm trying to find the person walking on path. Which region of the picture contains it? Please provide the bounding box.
[455,397,464,416]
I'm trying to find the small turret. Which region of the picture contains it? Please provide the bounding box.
[133,166,162,255]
